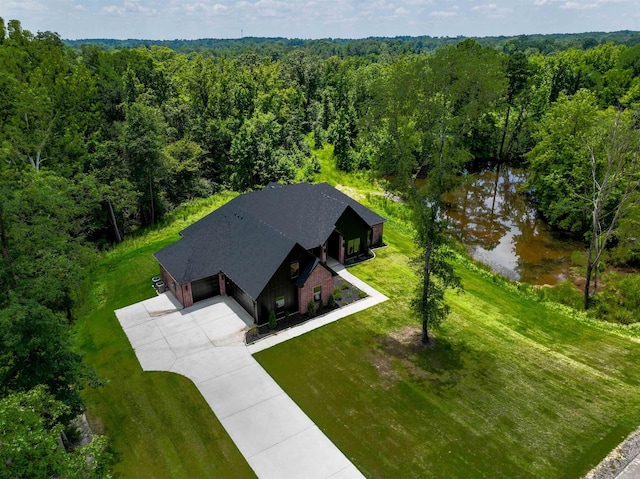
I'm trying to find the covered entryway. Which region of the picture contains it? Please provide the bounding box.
[328,231,344,263]
[191,276,220,303]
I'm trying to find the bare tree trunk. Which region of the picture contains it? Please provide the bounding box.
[107,199,123,243]
[584,242,595,310]
[498,102,512,162]
[582,112,640,310]
[148,172,155,225]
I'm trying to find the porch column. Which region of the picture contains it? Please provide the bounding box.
[338,234,345,264]
[252,301,259,324]
[321,242,327,262]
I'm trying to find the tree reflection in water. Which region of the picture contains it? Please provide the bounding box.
[443,166,582,285]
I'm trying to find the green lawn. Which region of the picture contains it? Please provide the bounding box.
[254,223,640,478]
[74,161,640,478]
[74,194,256,479]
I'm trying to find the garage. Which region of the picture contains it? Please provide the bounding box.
[191,276,220,303]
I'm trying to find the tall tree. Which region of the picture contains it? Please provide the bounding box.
[0,301,86,417]
[580,109,640,308]
[122,99,167,225]
[0,386,112,479]
[498,52,531,162]
[526,89,600,233]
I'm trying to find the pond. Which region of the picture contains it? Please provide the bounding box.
[442,166,583,285]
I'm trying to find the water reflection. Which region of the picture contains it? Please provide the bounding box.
[443,167,582,285]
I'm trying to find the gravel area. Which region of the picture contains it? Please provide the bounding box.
[584,428,640,479]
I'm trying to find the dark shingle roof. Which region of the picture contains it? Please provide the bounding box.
[155,182,385,299]
[154,204,296,298]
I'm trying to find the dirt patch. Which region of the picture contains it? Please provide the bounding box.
[149,309,180,317]
[369,351,400,389]
[369,325,437,388]
[335,184,367,202]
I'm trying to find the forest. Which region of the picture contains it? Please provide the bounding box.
[0,16,639,476]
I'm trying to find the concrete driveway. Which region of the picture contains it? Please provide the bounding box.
[116,293,366,479]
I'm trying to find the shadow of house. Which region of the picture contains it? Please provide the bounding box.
[154,182,386,325]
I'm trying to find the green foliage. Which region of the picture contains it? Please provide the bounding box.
[0,301,86,418]
[1,23,640,474]
[0,169,96,313]
[526,89,599,233]
[327,294,336,308]
[594,273,640,324]
[609,201,640,266]
[0,386,112,479]
[307,300,316,317]
[268,310,277,330]
[333,289,342,301]
[541,280,584,310]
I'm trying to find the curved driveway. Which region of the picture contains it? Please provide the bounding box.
[115,265,385,479]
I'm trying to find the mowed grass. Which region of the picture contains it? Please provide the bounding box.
[74,194,256,479]
[255,208,640,478]
[74,156,640,478]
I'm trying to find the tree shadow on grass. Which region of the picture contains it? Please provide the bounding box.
[371,325,500,395]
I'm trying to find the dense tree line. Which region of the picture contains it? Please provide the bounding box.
[0,16,639,471]
[64,30,640,58]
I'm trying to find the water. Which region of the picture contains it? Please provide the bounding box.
[443,167,582,285]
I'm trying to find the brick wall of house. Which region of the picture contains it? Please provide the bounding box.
[371,223,384,246]
[181,284,194,308]
[298,263,334,315]
[160,265,193,308]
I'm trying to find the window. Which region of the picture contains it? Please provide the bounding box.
[347,238,360,256]
[275,296,285,310]
[290,261,299,279]
[313,286,321,302]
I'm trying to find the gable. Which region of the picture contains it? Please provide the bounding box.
[155,182,386,301]
[154,204,297,299]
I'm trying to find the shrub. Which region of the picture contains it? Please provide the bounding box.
[307,300,316,317]
[268,310,277,330]
[593,273,640,324]
[571,250,586,268]
[333,290,342,301]
[542,280,583,310]
[327,294,336,307]
[357,290,367,299]
[340,282,349,290]
[248,324,258,338]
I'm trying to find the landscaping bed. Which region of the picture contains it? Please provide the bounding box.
[246,276,367,343]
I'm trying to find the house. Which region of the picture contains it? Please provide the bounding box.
[154,182,386,324]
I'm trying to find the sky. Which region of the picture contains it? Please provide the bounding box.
[1,0,639,40]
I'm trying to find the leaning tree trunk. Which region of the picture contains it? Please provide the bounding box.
[498,101,512,162]
[106,199,123,243]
